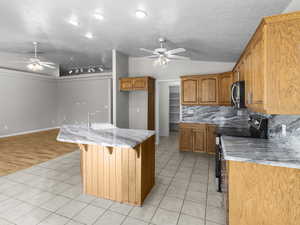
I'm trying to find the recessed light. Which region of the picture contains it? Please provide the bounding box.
[68,15,79,26]
[135,10,147,19]
[85,32,93,39]
[94,13,104,20]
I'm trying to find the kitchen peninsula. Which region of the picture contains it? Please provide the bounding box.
[57,125,155,206]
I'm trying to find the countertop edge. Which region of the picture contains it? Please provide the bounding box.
[221,136,300,170]
[223,155,300,169]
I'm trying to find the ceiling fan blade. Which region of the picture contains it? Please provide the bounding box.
[40,63,56,69]
[166,48,186,55]
[167,55,190,60]
[147,55,160,58]
[140,48,157,54]
[39,61,56,65]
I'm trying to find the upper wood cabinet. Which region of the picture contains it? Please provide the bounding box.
[181,73,232,106]
[181,78,198,105]
[119,76,156,130]
[218,72,234,106]
[120,76,154,91]
[199,76,218,105]
[233,11,300,114]
[120,78,133,91]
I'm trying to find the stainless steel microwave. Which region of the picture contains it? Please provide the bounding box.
[231,81,245,109]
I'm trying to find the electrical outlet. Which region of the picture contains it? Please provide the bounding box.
[282,124,287,137]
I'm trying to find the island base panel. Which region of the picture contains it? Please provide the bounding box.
[228,161,300,225]
[79,135,155,206]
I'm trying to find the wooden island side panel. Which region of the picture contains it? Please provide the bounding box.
[79,135,155,206]
[228,161,300,225]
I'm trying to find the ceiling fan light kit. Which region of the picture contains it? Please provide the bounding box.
[140,37,189,67]
[27,63,44,71]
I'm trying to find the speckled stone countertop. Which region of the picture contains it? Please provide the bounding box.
[57,125,155,148]
[221,135,300,169]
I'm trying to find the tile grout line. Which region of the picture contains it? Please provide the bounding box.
[204,157,212,225]
[147,144,183,224]
[175,153,196,225]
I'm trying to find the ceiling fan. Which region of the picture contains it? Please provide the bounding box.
[26,42,56,71]
[140,38,189,66]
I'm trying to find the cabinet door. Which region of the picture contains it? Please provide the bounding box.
[251,33,264,108]
[133,78,147,90]
[120,78,133,91]
[193,128,207,153]
[206,125,216,154]
[179,128,193,151]
[199,76,218,104]
[218,72,233,106]
[181,79,198,105]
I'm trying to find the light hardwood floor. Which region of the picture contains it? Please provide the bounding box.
[0,129,77,176]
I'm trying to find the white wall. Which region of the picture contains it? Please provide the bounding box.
[129,91,148,129]
[129,57,235,80]
[0,67,113,137]
[57,76,112,125]
[0,69,58,136]
[283,0,300,13]
[112,50,129,128]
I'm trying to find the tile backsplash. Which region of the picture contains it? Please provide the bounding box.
[267,115,300,146]
[181,106,249,128]
[181,105,300,145]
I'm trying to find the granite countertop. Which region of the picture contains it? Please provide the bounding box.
[57,125,155,148]
[221,135,300,169]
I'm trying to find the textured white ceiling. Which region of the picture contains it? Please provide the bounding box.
[0,0,291,72]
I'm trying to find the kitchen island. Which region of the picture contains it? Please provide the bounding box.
[57,125,155,206]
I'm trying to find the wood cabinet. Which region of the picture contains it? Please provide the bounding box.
[181,73,232,106]
[181,78,198,105]
[120,76,154,91]
[179,123,216,154]
[179,127,193,151]
[120,78,133,91]
[192,127,207,153]
[199,75,218,105]
[233,11,300,114]
[218,72,234,106]
[119,76,155,130]
[206,124,216,154]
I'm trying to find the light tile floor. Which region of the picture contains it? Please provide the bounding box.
[0,133,225,225]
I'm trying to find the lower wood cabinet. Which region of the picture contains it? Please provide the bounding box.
[192,127,207,153]
[179,123,216,154]
[206,124,216,154]
[179,127,193,151]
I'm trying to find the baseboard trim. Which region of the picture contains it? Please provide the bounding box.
[0,127,60,138]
